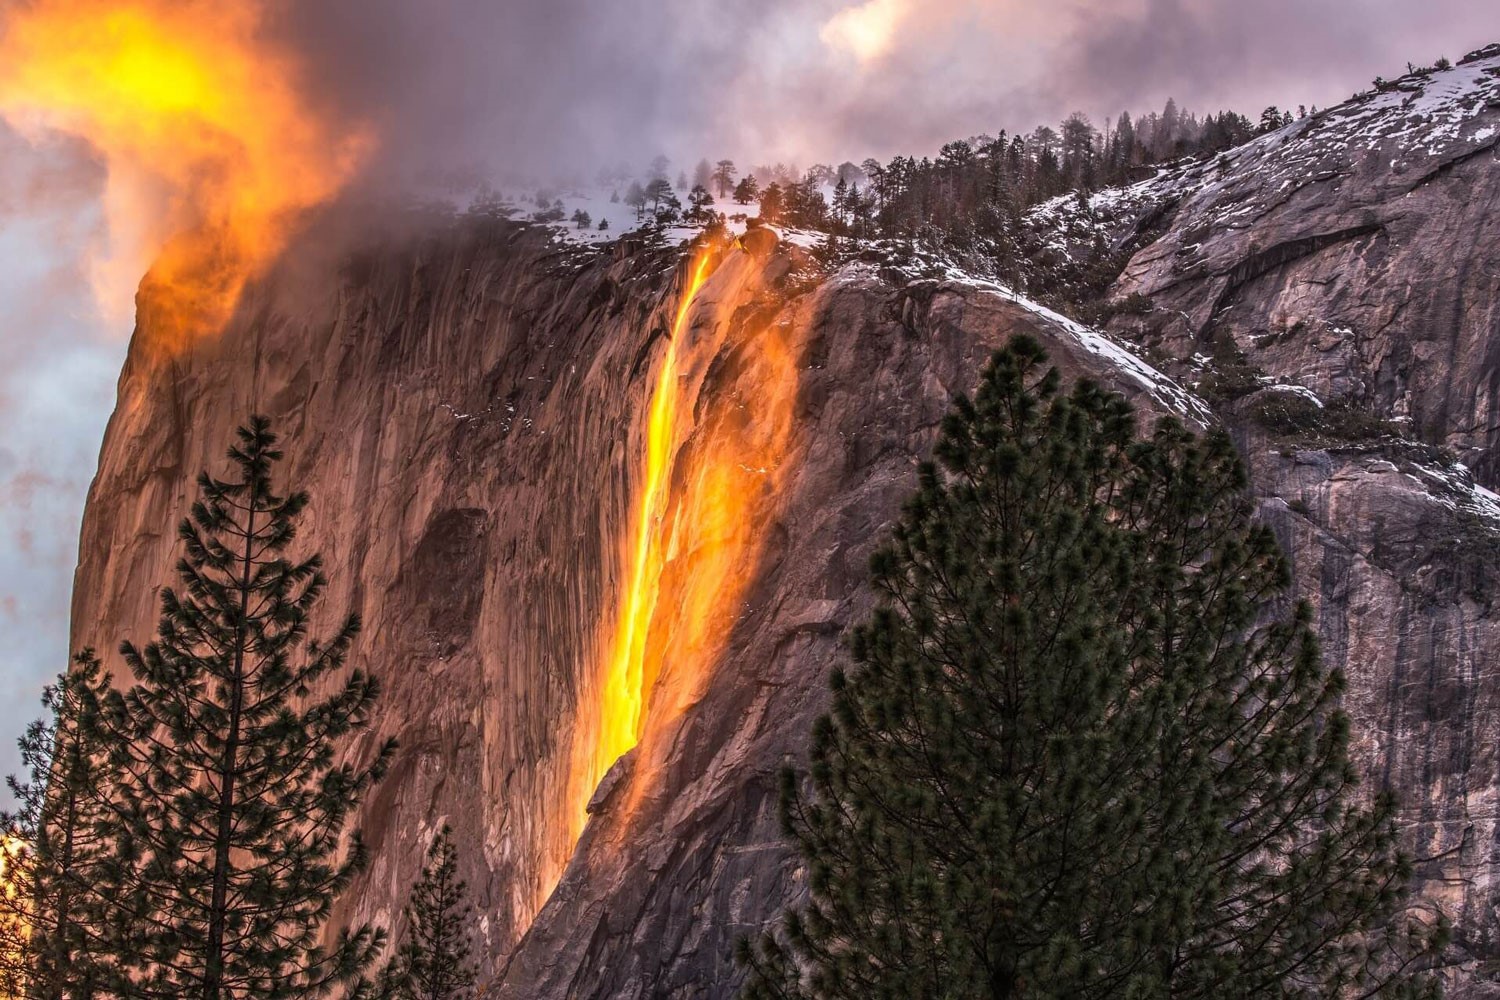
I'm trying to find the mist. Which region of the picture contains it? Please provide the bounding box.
[281,0,1500,182]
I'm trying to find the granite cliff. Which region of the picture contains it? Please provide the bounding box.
[71,46,1500,996]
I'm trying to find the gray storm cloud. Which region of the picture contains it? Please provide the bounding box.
[279,0,1499,179]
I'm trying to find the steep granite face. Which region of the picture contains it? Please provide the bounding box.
[72,218,1201,993]
[1095,47,1500,990]
[70,47,1500,999]
[1110,47,1500,478]
[74,221,676,959]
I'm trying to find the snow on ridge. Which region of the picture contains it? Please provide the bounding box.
[927,266,1214,427]
[474,183,769,251]
[1028,52,1500,251]
[1189,54,1500,229]
[1407,462,1500,527]
[1255,377,1324,408]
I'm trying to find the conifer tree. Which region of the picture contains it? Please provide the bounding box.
[0,652,118,1000]
[644,177,672,210]
[100,417,396,1000]
[688,185,716,224]
[382,828,476,1000]
[759,182,784,222]
[625,182,648,220]
[713,159,738,198]
[693,158,715,192]
[733,176,760,205]
[740,337,1444,999]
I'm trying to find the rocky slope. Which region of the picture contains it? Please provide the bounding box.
[70,44,1500,997]
[1100,46,1500,984]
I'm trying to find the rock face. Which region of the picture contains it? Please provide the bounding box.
[70,48,1500,998]
[72,220,1201,994]
[1112,47,1500,474]
[1101,49,1500,987]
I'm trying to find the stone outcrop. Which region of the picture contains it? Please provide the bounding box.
[1111,47,1500,477]
[1102,48,1500,990]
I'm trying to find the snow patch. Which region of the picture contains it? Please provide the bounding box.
[1256,377,1324,407]
[1408,461,1500,526]
[931,267,1214,426]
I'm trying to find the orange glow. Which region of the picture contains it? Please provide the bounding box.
[563,245,801,863]
[0,0,369,347]
[0,836,29,983]
[0,836,23,902]
[567,253,717,841]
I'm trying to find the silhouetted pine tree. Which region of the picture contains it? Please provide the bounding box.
[382,828,476,1000]
[713,159,738,199]
[0,652,118,999]
[101,417,396,1000]
[688,185,717,224]
[733,176,760,205]
[740,336,1444,999]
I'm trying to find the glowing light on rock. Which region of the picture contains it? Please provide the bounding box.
[0,0,370,348]
[0,835,29,981]
[564,246,800,860]
[566,253,715,847]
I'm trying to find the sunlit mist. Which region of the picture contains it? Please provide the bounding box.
[820,0,910,64]
[0,0,370,348]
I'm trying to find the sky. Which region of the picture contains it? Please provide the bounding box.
[0,0,1495,781]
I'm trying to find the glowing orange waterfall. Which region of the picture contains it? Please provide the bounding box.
[563,246,800,861]
[573,252,716,836]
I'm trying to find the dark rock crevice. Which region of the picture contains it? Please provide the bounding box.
[1211,223,1386,320]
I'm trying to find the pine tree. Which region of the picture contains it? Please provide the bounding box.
[740,337,1444,1000]
[758,182,784,222]
[687,184,716,224]
[831,177,849,231]
[644,177,675,215]
[101,417,397,1000]
[733,175,760,205]
[0,652,118,999]
[382,828,476,1000]
[693,158,715,192]
[624,181,648,220]
[712,159,738,199]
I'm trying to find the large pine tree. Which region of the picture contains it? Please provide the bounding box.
[740,336,1443,999]
[0,652,118,1000]
[100,417,396,1000]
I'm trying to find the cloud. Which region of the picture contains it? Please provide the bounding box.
[820,0,912,64]
[258,0,1499,181]
[1057,0,1494,119]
